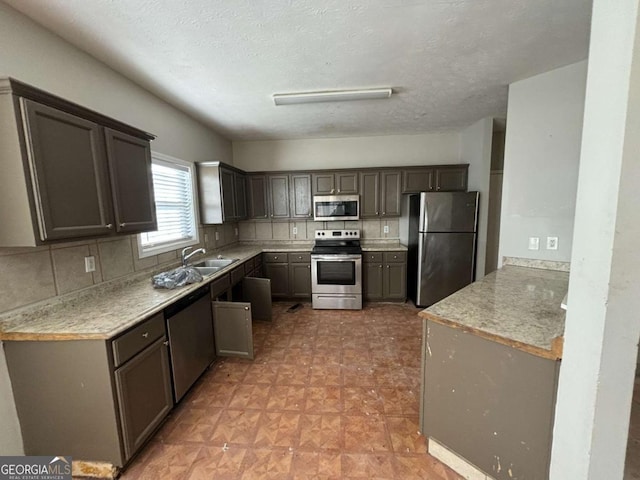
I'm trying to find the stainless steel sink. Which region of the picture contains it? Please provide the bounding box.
[192,266,220,276]
[193,258,237,269]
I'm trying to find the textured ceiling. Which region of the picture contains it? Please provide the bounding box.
[4,0,592,140]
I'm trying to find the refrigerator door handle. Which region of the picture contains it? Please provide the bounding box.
[419,192,428,232]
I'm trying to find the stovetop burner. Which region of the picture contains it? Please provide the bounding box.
[312,230,362,255]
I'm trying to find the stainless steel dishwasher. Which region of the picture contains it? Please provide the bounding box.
[164,285,215,403]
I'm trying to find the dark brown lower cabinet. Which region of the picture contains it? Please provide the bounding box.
[4,314,173,467]
[421,320,559,479]
[211,302,254,359]
[114,336,173,460]
[363,251,407,301]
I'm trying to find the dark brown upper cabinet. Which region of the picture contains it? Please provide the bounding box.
[402,165,469,193]
[104,128,157,234]
[0,78,156,246]
[435,165,468,191]
[289,173,312,218]
[197,162,247,224]
[247,174,269,219]
[380,170,402,217]
[268,174,291,219]
[312,171,358,195]
[359,171,380,218]
[402,168,434,193]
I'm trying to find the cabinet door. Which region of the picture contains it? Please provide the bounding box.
[381,171,402,217]
[248,174,269,219]
[384,263,407,300]
[435,166,468,192]
[211,302,254,359]
[363,262,384,301]
[234,173,248,220]
[104,128,157,234]
[268,174,290,219]
[20,98,114,240]
[289,262,311,298]
[359,171,380,218]
[242,277,273,321]
[312,173,335,195]
[220,167,236,221]
[114,337,173,461]
[336,172,359,194]
[290,173,312,218]
[264,263,290,297]
[402,168,434,193]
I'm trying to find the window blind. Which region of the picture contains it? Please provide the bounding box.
[140,161,196,248]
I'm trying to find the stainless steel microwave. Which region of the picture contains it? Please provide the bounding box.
[313,195,360,221]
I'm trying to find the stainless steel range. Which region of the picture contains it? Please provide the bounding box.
[311,230,363,310]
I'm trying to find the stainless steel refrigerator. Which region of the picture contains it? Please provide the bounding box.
[400,191,479,307]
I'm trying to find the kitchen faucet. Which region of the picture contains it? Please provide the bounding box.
[181,247,206,267]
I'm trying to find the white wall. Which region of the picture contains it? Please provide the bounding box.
[460,117,493,279]
[232,132,461,171]
[0,3,232,455]
[550,1,640,477]
[498,61,587,264]
[0,2,231,164]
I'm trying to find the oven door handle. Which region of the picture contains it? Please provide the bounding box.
[311,255,362,261]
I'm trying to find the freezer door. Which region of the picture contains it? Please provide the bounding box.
[420,191,479,233]
[416,232,476,307]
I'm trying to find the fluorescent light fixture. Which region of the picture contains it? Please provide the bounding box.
[273,88,392,106]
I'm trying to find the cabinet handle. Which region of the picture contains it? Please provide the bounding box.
[337,188,341,193]
[331,189,335,194]
[163,340,169,346]
[274,256,278,260]
[244,306,250,311]
[105,224,113,229]
[393,255,397,259]
[436,186,441,191]
[382,212,386,215]
[375,211,379,215]
[379,265,383,268]
[387,265,390,269]
[307,265,310,269]
[120,223,127,228]
[142,332,149,338]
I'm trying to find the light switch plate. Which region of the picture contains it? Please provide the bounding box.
[547,236,559,250]
[215,231,219,241]
[383,225,390,234]
[528,237,540,250]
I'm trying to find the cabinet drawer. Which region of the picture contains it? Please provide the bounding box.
[264,252,288,263]
[290,252,311,263]
[363,252,383,263]
[244,258,255,275]
[112,313,165,368]
[231,265,245,285]
[210,273,231,299]
[384,251,406,263]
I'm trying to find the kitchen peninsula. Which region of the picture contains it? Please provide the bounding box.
[419,259,569,480]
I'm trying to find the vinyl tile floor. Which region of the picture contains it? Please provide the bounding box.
[118,302,462,480]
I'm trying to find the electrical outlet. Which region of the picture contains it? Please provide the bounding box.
[204,233,209,243]
[235,227,238,236]
[547,236,559,250]
[383,225,390,234]
[84,256,96,273]
[528,237,540,250]
[215,231,219,241]
[292,226,298,235]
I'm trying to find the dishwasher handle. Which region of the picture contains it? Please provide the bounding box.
[164,285,210,318]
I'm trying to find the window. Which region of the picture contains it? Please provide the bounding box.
[137,152,199,258]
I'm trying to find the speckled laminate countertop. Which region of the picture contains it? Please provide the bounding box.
[0,241,408,342]
[419,265,569,360]
[0,244,263,341]
[239,240,407,252]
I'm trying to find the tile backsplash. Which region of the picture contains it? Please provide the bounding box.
[0,223,239,314]
[238,218,400,241]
